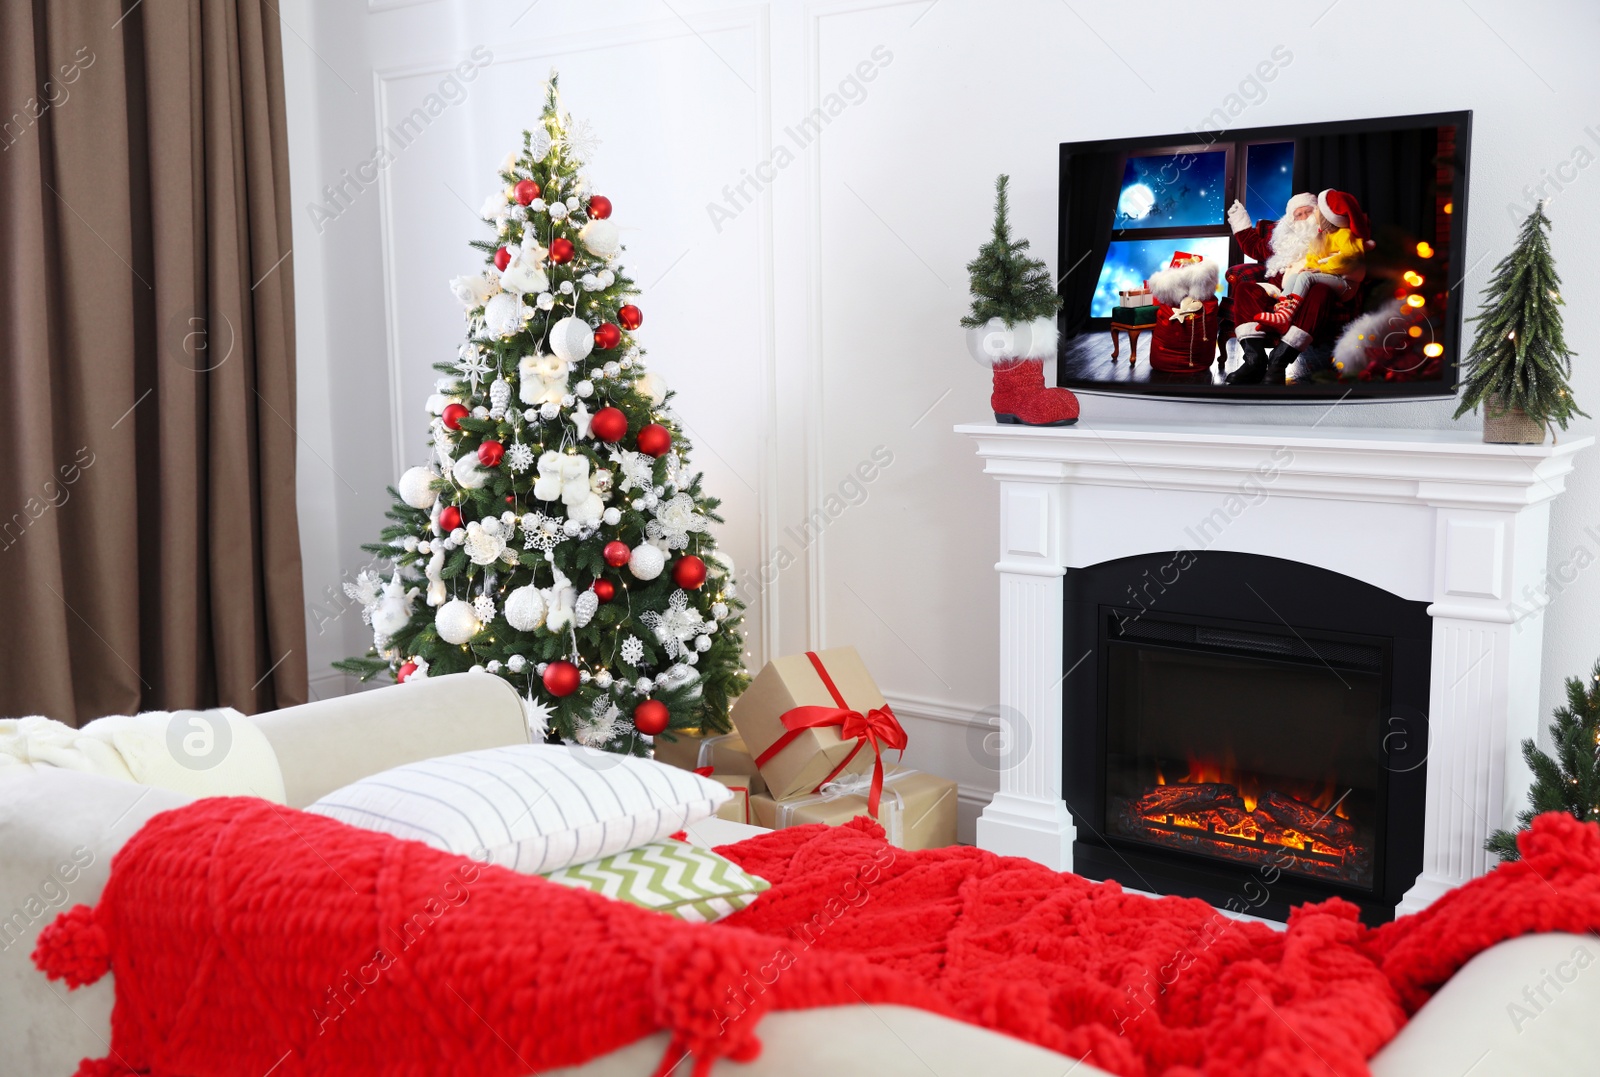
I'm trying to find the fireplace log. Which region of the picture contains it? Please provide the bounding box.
[1259,790,1355,842]
[1134,783,1245,816]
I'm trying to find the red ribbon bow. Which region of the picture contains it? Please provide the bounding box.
[754,652,907,818]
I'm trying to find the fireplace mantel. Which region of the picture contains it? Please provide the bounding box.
[956,418,1592,914]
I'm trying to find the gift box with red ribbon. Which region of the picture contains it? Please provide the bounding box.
[748,766,959,849]
[730,647,906,805]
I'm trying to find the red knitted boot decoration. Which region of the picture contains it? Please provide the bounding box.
[990,358,1079,427]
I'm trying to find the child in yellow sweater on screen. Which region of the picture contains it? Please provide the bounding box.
[1257,189,1373,330]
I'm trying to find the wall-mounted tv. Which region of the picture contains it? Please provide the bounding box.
[1057,111,1471,401]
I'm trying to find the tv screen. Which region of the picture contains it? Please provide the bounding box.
[1057,111,1471,401]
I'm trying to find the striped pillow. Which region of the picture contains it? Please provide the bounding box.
[543,840,770,922]
[307,744,732,874]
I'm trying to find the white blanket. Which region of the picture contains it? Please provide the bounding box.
[0,709,286,804]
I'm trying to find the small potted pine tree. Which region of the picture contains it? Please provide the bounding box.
[962,174,1078,427]
[1454,201,1585,443]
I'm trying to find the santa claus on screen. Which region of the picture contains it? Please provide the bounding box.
[1223,189,1370,386]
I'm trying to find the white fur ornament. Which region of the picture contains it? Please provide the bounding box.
[549,316,595,363]
[628,543,665,580]
[435,599,480,645]
[452,452,490,490]
[580,219,621,258]
[503,585,547,632]
[964,315,1058,365]
[397,466,438,510]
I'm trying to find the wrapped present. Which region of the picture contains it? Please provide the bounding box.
[1116,286,1153,308]
[701,772,755,824]
[1111,304,1157,326]
[731,647,906,802]
[748,767,958,850]
[653,730,766,795]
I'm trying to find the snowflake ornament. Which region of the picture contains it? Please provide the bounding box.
[456,344,493,391]
[505,442,535,473]
[620,635,645,666]
[473,594,497,623]
[558,119,601,163]
[639,590,704,660]
[521,512,564,552]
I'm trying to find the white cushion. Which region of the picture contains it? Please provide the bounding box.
[307,743,732,874]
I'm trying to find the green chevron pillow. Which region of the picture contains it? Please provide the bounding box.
[541,839,770,922]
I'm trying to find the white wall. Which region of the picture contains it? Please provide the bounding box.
[285,0,1600,834]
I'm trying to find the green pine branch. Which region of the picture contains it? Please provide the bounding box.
[1455,202,1586,430]
[960,174,1062,329]
[1487,658,1600,861]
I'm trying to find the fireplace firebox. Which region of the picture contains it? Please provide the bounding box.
[1064,551,1432,924]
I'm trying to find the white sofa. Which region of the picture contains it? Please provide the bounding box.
[3,674,1596,1076]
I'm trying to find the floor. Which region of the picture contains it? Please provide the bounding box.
[1068,331,1344,390]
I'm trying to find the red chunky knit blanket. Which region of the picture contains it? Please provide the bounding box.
[33,800,1600,1077]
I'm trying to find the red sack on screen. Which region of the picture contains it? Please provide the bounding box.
[1150,299,1219,372]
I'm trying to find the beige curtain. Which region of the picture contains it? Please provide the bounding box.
[0,0,307,724]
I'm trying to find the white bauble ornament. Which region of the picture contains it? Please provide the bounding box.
[637,677,654,694]
[580,219,621,258]
[548,200,569,220]
[549,316,595,363]
[597,269,615,288]
[398,466,438,510]
[636,371,667,406]
[435,599,480,645]
[593,669,612,689]
[602,507,622,526]
[453,453,490,489]
[507,654,527,673]
[628,543,665,580]
[484,291,528,338]
[470,663,486,675]
[574,379,594,398]
[504,585,547,632]
[712,602,729,621]
[695,634,713,653]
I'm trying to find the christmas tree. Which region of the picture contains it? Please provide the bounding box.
[960,174,1061,329]
[1453,201,1585,430]
[336,76,749,752]
[1487,659,1600,861]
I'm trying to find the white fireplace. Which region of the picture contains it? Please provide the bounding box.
[957,419,1591,914]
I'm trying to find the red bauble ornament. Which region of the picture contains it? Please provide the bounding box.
[549,238,575,264]
[477,440,505,467]
[593,579,616,603]
[590,406,628,443]
[494,246,512,271]
[587,195,613,220]
[636,423,672,457]
[617,305,643,331]
[514,178,540,206]
[543,660,581,698]
[594,323,622,350]
[438,505,462,532]
[603,541,632,567]
[672,554,708,590]
[397,661,418,683]
[633,699,669,736]
[442,402,470,430]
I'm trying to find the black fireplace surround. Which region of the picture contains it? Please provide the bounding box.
[1063,551,1432,924]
